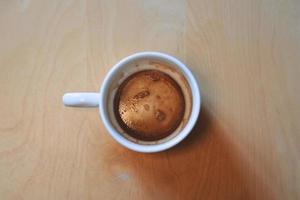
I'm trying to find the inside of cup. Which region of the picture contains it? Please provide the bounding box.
[105,56,192,145]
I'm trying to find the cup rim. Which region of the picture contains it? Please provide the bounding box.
[99,51,201,153]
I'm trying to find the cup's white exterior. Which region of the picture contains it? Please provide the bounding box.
[63,52,201,153]
[98,52,201,153]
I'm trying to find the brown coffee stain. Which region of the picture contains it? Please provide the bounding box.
[133,90,150,99]
[154,109,166,121]
[143,104,150,111]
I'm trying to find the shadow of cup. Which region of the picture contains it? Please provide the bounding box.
[100,105,273,200]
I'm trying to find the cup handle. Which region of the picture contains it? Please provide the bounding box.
[62,93,99,107]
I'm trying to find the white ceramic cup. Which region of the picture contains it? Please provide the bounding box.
[63,52,201,153]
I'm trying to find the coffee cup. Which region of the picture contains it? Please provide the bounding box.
[63,52,201,153]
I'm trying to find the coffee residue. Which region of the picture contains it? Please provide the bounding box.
[143,104,150,111]
[113,69,185,141]
[133,90,150,99]
[154,109,166,121]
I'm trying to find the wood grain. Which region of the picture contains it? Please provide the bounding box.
[0,0,300,199]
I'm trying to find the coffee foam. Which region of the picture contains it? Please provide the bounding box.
[114,70,185,141]
[106,59,192,145]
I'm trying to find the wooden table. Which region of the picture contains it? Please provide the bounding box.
[1,0,299,199]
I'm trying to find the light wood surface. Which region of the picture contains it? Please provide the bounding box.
[1,0,300,199]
